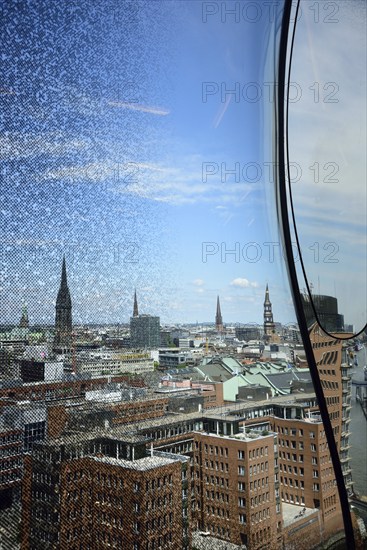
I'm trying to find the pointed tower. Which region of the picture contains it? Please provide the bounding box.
[133,289,139,317]
[215,295,223,331]
[54,256,72,350]
[19,304,29,328]
[263,284,275,341]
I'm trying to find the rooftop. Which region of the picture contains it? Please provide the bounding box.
[92,453,179,471]
[282,501,318,528]
[195,430,277,442]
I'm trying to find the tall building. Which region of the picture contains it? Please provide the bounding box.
[215,296,223,331]
[308,324,353,493]
[301,294,344,332]
[263,285,276,342]
[130,315,160,349]
[235,326,261,342]
[53,256,72,352]
[192,429,280,549]
[133,288,139,317]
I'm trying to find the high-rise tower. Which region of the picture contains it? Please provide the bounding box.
[215,296,223,331]
[54,256,72,351]
[133,289,139,317]
[263,284,275,341]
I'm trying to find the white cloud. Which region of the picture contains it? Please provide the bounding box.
[230,278,258,288]
[193,278,204,286]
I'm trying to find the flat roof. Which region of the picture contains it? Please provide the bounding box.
[194,430,277,442]
[282,502,318,528]
[92,454,178,471]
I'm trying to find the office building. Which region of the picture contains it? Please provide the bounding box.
[130,315,160,349]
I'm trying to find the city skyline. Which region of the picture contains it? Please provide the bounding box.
[0,1,365,328]
[1,256,350,331]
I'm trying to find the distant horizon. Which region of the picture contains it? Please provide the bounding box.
[1,320,300,330]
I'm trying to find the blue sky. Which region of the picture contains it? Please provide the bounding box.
[1,1,363,328]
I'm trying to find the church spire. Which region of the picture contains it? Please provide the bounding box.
[263,283,275,341]
[54,256,72,351]
[19,304,29,328]
[264,283,271,304]
[215,295,223,331]
[133,289,139,317]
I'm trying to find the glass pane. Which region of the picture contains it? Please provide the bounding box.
[1,2,364,550]
[288,0,367,336]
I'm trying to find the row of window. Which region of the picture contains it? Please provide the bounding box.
[145,475,173,491]
[0,458,22,470]
[319,367,337,376]
[202,443,228,456]
[146,494,173,510]
[33,472,55,484]
[280,476,305,486]
[276,427,301,436]
[281,493,305,505]
[279,452,304,462]
[205,475,229,488]
[94,492,123,506]
[250,493,270,507]
[326,395,340,405]
[323,479,337,492]
[198,458,229,472]
[280,463,306,474]
[239,446,269,460]
[0,445,22,457]
[251,508,271,524]
[312,339,338,349]
[0,433,22,445]
[33,489,57,503]
[204,489,229,503]
[249,462,269,475]
[250,477,269,491]
[34,508,58,522]
[144,423,196,440]
[321,380,339,390]
[205,505,230,519]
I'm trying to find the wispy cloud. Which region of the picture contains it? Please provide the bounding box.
[107,101,170,116]
[0,132,87,160]
[40,155,256,207]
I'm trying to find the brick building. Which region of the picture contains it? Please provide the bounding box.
[21,435,191,550]
[192,430,281,549]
